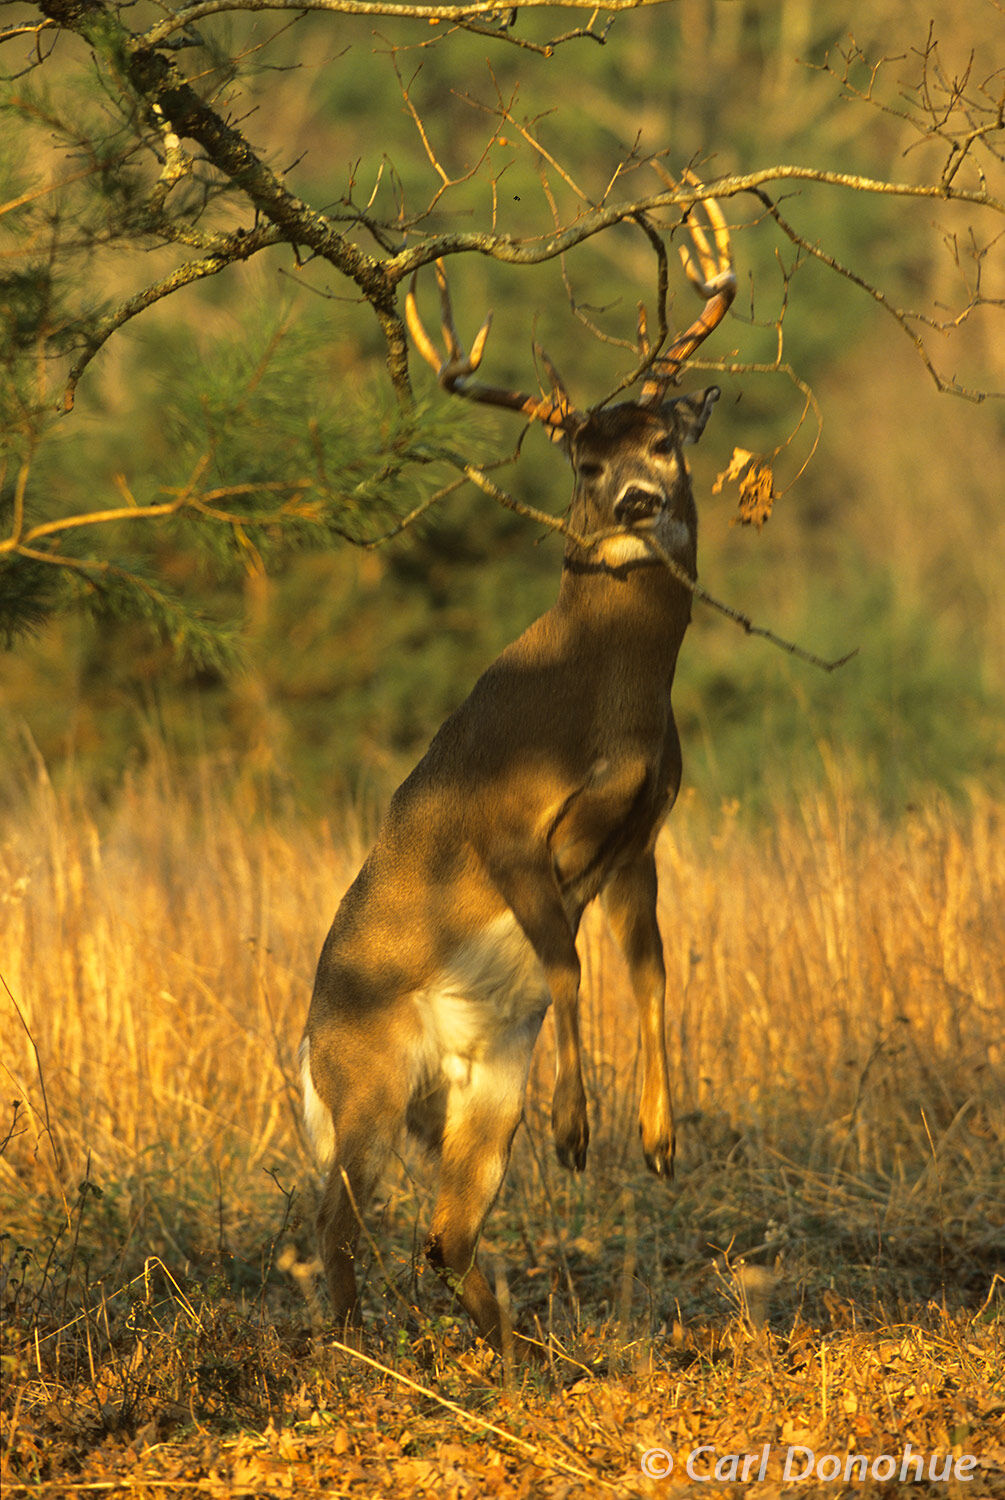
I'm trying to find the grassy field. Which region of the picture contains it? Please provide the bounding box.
[1,750,1002,1496]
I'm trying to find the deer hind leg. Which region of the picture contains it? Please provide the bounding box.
[303,1032,408,1328]
[602,855,675,1178]
[316,1126,392,1329]
[424,1020,542,1356]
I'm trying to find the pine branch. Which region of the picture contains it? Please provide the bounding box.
[62,225,284,410]
[38,0,413,401]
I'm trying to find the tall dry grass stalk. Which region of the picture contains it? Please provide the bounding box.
[1,746,1001,1315]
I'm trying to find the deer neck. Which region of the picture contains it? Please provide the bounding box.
[555,549,694,676]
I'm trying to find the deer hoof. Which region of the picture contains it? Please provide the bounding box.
[552,1082,590,1172]
[641,1127,676,1180]
[552,1113,590,1172]
[555,1135,589,1172]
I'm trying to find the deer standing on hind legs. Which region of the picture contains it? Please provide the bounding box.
[300,193,736,1360]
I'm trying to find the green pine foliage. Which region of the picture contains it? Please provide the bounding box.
[1,0,1002,811]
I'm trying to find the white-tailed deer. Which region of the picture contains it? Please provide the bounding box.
[301,195,735,1356]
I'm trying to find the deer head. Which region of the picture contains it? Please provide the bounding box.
[405,186,735,578]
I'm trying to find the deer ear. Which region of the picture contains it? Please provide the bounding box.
[549,408,585,453]
[670,386,720,446]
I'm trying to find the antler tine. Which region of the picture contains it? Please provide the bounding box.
[405,260,583,435]
[433,259,493,373]
[677,181,732,297]
[536,345,570,404]
[636,302,651,359]
[640,177,736,406]
[406,270,449,376]
[406,259,492,388]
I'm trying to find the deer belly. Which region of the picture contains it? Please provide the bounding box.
[416,911,550,1066]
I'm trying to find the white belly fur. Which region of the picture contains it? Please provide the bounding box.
[301,912,550,1164]
[410,911,549,1143]
[417,910,550,1068]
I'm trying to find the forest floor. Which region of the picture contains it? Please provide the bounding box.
[2,760,1003,1496]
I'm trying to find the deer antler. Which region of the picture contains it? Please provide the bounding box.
[639,178,737,406]
[406,260,583,436]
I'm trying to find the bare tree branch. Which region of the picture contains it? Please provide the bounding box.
[17,0,1001,423]
[139,0,669,52]
[385,165,1003,283]
[748,189,1004,402]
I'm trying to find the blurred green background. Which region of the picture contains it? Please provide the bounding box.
[1,0,1002,816]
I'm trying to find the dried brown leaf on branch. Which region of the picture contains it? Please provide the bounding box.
[713,447,777,529]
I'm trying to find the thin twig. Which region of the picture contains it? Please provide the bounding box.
[459,459,856,672]
[748,188,1003,403]
[60,227,282,411]
[641,530,858,673]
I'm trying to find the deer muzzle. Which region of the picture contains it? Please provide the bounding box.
[613,484,665,526]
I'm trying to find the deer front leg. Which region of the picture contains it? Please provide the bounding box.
[602,856,675,1177]
[549,961,589,1172]
[487,856,589,1172]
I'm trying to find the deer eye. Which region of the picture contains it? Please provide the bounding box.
[577,459,604,480]
[651,433,677,456]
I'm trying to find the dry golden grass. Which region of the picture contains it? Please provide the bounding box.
[1,748,1003,1496]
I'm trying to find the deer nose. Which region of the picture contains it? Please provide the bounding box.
[613,484,664,524]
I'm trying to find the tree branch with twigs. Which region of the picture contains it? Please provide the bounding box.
[2,0,1002,661]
